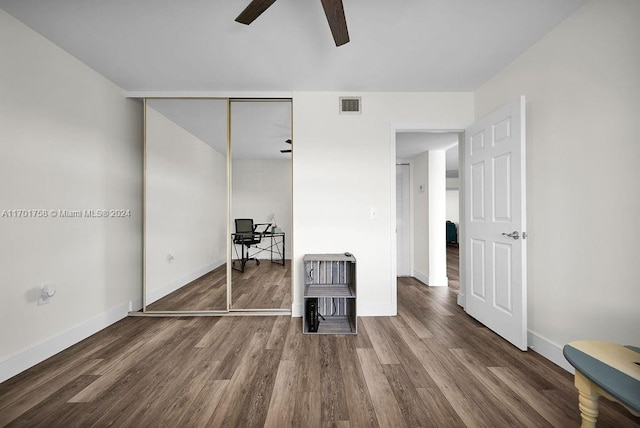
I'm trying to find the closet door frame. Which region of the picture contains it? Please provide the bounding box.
[133,95,293,317]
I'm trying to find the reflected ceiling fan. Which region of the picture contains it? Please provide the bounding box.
[235,0,350,47]
[280,139,292,153]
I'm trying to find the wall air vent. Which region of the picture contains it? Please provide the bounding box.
[339,97,361,114]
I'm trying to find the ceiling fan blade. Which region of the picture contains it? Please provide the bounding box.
[320,0,350,46]
[235,0,278,25]
[280,149,292,153]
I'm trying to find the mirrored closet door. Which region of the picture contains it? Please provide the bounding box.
[144,98,228,312]
[229,99,292,310]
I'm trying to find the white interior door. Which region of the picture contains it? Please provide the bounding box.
[464,96,527,351]
[396,164,411,276]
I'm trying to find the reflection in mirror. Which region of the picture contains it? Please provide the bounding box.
[144,99,228,311]
[230,100,292,310]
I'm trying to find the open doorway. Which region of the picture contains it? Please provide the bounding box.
[395,131,461,289]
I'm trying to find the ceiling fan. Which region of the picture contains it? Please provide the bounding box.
[280,139,292,153]
[235,0,350,47]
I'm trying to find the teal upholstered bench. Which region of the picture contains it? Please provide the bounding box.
[563,341,640,427]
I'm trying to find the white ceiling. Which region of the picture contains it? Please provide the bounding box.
[147,100,460,166]
[0,0,587,92]
[147,98,227,153]
[396,132,460,173]
[148,99,292,160]
[396,132,458,159]
[231,100,292,160]
[2,0,586,163]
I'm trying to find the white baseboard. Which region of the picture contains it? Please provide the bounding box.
[527,330,574,373]
[428,275,449,287]
[146,259,224,305]
[414,269,429,285]
[0,301,131,383]
[292,302,303,318]
[357,303,396,317]
[129,297,143,312]
[412,270,448,287]
[457,292,465,308]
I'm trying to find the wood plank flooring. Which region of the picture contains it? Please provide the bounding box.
[147,260,291,311]
[147,265,228,311]
[447,244,460,291]
[2,279,638,427]
[232,260,291,310]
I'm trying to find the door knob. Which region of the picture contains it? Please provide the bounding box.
[501,231,520,240]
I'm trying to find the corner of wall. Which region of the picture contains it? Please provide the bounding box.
[527,330,574,373]
[413,269,429,286]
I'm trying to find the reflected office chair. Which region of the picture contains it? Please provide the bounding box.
[233,218,263,272]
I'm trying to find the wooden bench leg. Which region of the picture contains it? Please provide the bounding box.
[575,371,599,428]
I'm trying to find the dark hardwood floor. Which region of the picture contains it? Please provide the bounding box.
[1,279,638,427]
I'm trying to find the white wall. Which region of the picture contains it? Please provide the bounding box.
[413,152,429,283]
[413,151,448,286]
[427,151,447,286]
[446,190,460,225]
[232,159,292,258]
[446,177,460,190]
[145,107,226,304]
[292,92,474,316]
[0,10,142,382]
[475,0,640,366]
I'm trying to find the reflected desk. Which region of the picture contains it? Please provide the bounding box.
[231,231,285,272]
